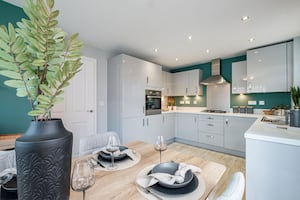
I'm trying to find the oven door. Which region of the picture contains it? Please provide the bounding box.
[145,90,161,115]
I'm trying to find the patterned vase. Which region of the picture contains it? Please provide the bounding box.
[15,119,73,200]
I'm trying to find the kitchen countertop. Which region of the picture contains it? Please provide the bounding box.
[163,109,300,146]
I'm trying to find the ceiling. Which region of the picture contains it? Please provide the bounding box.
[4,0,300,69]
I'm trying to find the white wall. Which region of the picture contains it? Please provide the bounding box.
[83,45,112,133]
[293,36,300,86]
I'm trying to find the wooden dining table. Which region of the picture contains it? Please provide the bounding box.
[70,141,226,200]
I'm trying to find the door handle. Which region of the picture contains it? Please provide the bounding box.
[87,110,93,113]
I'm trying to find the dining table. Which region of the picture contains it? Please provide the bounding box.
[70,141,226,200]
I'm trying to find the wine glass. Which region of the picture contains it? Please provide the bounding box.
[0,153,14,198]
[71,159,95,200]
[154,136,167,163]
[106,135,120,170]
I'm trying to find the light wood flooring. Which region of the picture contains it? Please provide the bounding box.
[168,142,246,199]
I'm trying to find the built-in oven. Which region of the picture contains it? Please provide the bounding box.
[145,89,161,115]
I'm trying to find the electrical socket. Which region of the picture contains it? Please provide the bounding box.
[259,100,265,105]
[248,100,257,105]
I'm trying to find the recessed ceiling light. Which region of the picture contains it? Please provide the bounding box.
[175,58,178,61]
[248,38,255,42]
[241,16,250,21]
[154,48,158,52]
[188,36,192,40]
[206,49,210,53]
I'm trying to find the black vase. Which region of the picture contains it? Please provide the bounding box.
[15,119,73,200]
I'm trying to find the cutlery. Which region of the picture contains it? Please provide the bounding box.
[137,185,163,200]
[90,157,105,168]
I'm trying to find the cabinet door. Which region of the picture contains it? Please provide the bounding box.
[162,114,175,141]
[122,56,146,118]
[224,116,256,152]
[145,115,163,144]
[122,117,145,144]
[187,70,198,96]
[247,43,288,93]
[176,114,198,141]
[172,72,187,96]
[145,62,162,89]
[232,61,247,94]
[162,71,173,96]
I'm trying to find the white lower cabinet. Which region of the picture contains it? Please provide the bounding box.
[122,115,163,144]
[176,114,198,141]
[161,113,175,142]
[223,116,256,152]
[198,115,224,147]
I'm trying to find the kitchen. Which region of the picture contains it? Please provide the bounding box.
[0,0,300,200]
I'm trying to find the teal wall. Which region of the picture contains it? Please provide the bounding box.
[0,1,31,133]
[171,55,291,109]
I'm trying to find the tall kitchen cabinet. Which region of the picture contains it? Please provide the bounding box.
[246,42,292,93]
[232,61,247,94]
[108,54,162,144]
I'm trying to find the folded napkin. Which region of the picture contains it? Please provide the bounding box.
[137,163,201,188]
[0,168,17,177]
[93,147,137,161]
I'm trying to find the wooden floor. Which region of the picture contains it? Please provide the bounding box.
[168,142,246,199]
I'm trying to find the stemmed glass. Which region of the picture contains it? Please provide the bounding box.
[154,136,167,163]
[71,159,95,200]
[0,153,14,198]
[106,135,120,170]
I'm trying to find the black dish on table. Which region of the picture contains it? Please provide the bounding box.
[150,162,194,189]
[1,174,18,200]
[151,174,199,195]
[98,146,128,161]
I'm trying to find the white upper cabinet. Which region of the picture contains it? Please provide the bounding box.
[246,42,292,93]
[232,61,247,94]
[172,69,203,96]
[144,61,162,89]
[162,71,173,96]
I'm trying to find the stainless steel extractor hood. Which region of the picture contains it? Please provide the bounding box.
[200,59,227,85]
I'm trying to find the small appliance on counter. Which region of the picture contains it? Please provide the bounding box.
[233,106,239,113]
[239,106,247,113]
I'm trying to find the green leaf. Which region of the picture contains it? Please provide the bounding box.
[0,26,9,42]
[16,87,28,97]
[48,20,58,28]
[40,84,53,96]
[28,109,45,116]
[4,80,25,88]
[0,40,10,52]
[15,53,28,63]
[32,59,46,66]
[46,0,54,9]
[8,23,16,43]
[50,10,59,19]
[0,49,14,62]
[0,70,21,79]
[0,60,18,71]
[37,95,51,104]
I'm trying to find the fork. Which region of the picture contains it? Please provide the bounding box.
[136,185,163,200]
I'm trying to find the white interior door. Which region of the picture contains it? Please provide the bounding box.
[52,56,97,156]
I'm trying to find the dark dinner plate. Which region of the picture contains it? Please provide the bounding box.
[1,175,18,200]
[98,146,128,161]
[150,162,193,188]
[151,174,199,195]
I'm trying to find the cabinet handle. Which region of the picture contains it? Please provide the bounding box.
[163,116,165,123]
[225,119,228,125]
[208,117,214,120]
[143,118,145,127]
[147,118,149,126]
[146,76,149,84]
[194,116,197,123]
[186,88,188,95]
[206,135,214,139]
[207,123,214,127]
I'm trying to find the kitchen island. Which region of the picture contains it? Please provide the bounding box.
[244,116,300,200]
